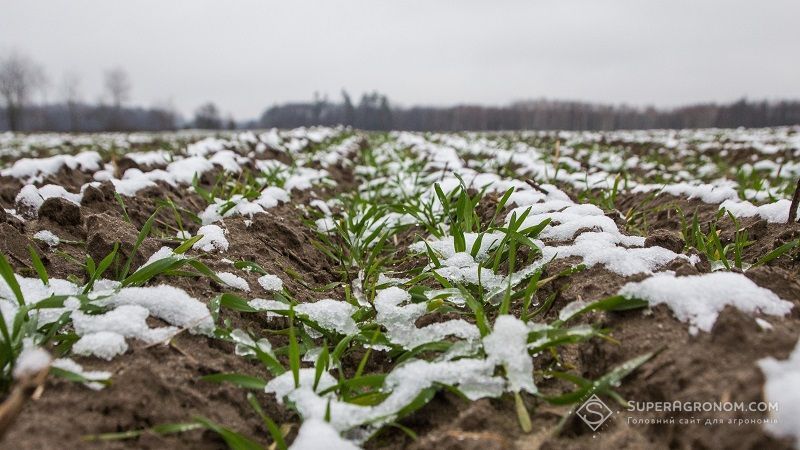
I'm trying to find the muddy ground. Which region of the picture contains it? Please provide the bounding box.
[0,161,799,450]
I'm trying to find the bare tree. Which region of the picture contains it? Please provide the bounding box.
[103,67,131,130]
[60,72,82,131]
[0,52,46,131]
[104,67,131,109]
[193,102,222,129]
[150,99,179,130]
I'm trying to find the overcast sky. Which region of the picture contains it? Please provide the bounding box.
[2,0,798,119]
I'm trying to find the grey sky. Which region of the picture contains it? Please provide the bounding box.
[2,0,798,119]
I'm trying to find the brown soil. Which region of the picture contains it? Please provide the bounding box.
[1,153,799,450]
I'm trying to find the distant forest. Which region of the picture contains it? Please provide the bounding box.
[257,93,800,131]
[4,95,800,133]
[2,52,799,132]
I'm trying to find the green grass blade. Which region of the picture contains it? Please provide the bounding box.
[120,207,160,281]
[0,253,25,306]
[288,306,300,388]
[754,238,799,267]
[201,373,266,390]
[247,393,287,450]
[28,245,49,286]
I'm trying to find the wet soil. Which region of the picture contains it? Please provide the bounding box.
[1,152,799,450]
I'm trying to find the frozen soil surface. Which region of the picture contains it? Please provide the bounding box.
[0,127,799,449]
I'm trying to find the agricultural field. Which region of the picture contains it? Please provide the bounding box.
[0,126,798,449]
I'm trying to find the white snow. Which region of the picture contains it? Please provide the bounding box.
[33,230,60,247]
[265,368,338,403]
[51,358,111,390]
[193,225,229,252]
[720,199,791,224]
[102,285,215,335]
[619,272,793,334]
[72,304,178,344]
[295,299,358,335]
[546,232,682,277]
[0,276,213,362]
[257,274,284,292]
[229,328,274,357]
[166,156,216,184]
[110,178,157,196]
[72,331,129,360]
[277,358,504,434]
[1,151,101,183]
[143,246,184,267]
[755,318,774,331]
[758,339,800,446]
[0,275,80,306]
[14,185,46,217]
[483,315,536,393]
[374,287,479,349]
[217,272,251,292]
[13,342,51,379]
[632,182,739,204]
[434,252,505,289]
[289,419,359,450]
[410,232,503,261]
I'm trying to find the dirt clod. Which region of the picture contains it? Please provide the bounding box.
[85,213,159,274]
[38,197,82,226]
[644,229,684,253]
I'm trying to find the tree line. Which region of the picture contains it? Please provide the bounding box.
[2,51,799,132]
[257,93,800,131]
[0,52,234,132]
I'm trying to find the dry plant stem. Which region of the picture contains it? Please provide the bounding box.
[525,178,550,195]
[0,367,49,440]
[788,177,800,224]
[553,140,561,172]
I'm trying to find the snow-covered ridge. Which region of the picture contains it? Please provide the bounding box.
[5,127,350,224]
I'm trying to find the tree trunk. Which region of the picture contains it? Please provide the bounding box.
[7,104,20,132]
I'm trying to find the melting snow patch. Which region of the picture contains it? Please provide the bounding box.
[265,368,338,403]
[410,232,503,260]
[632,182,739,204]
[719,199,791,224]
[217,272,251,292]
[295,299,358,335]
[257,274,284,292]
[0,275,79,307]
[483,315,536,393]
[230,328,273,357]
[102,285,215,335]
[109,178,157,196]
[1,151,101,183]
[289,419,359,450]
[280,358,504,434]
[143,246,184,266]
[618,272,792,334]
[547,232,681,276]
[434,252,505,288]
[374,287,479,349]
[248,299,290,317]
[33,230,60,247]
[13,342,51,379]
[166,156,215,184]
[51,358,111,390]
[72,331,129,360]
[755,318,774,331]
[72,304,178,344]
[758,339,800,446]
[193,225,229,252]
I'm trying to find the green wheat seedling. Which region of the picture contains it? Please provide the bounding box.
[0,253,114,392]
